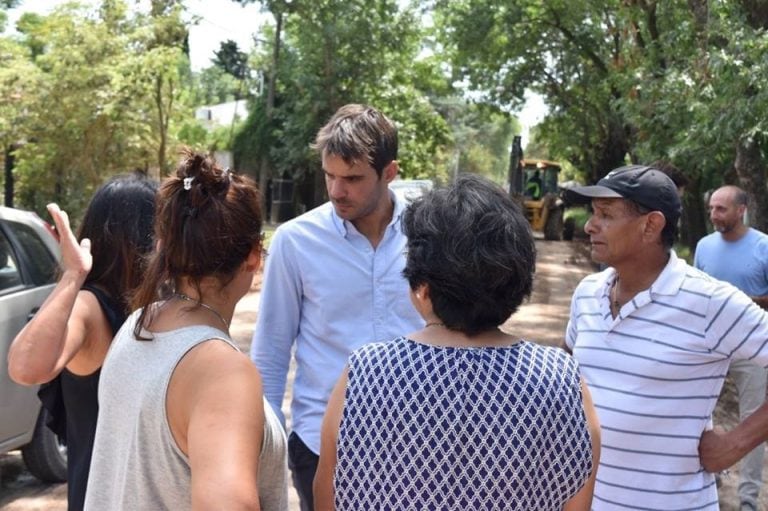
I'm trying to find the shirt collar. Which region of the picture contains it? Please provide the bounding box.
[648,250,686,297]
[330,190,403,238]
[592,249,685,299]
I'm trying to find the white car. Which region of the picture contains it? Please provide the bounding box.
[0,206,66,482]
[389,179,434,204]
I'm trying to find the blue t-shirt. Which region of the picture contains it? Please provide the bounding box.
[694,227,768,296]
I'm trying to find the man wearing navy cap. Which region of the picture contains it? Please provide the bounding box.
[564,164,768,509]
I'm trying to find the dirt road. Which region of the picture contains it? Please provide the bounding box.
[0,238,760,510]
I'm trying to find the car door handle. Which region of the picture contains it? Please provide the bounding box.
[27,307,40,322]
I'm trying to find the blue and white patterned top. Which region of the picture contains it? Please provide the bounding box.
[335,337,593,510]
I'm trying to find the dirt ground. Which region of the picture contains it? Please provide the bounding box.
[0,238,763,510]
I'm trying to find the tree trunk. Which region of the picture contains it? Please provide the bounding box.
[4,145,15,207]
[593,115,630,182]
[258,9,283,220]
[734,135,768,232]
[680,173,708,249]
[687,0,709,32]
[314,164,326,207]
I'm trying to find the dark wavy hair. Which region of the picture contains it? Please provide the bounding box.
[131,149,263,338]
[312,104,397,177]
[78,172,157,314]
[402,174,536,336]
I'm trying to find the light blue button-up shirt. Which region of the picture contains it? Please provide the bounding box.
[250,195,423,454]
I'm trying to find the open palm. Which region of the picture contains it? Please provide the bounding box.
[46,203,92,276]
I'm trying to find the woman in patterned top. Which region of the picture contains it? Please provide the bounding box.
[315,174,600,510]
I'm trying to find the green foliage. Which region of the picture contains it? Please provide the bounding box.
[213,40,249,82]
[432,97,517,184]
[2,0,194,217]
[191,66,244,105]
[235,0,454,205]
[564,206,589,233]
[432,0,768,246]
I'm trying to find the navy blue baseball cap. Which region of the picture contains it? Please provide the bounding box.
[564,164,682,224]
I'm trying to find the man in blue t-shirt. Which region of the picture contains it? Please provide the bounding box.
[695,185,768,511]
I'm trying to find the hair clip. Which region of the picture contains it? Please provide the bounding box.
[223,167,231,177]
[183,177,194,190]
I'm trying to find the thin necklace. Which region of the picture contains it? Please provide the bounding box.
[174,293,229,330]
[425,322,445,328]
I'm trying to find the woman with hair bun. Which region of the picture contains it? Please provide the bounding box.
[84,150,288,511]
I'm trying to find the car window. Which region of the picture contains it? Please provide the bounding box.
[5,221,57,286]
[0,231,22,291]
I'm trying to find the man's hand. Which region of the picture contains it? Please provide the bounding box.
[750,295,768,310]
[699,426,742,473]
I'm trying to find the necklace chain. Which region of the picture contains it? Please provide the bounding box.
[174,293,229,330]
[425,322,445,328]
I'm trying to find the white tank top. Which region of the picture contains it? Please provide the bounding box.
[84,309,288,510]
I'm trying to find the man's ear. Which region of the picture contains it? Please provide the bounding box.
[644,211,667,240]
[382,160,399,184]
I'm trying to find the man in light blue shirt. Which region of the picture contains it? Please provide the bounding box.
[695,185,768,511]
[250,104,423,511]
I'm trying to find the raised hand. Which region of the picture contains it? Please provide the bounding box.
[47,203,92,277]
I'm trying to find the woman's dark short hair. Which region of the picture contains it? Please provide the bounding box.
[78,172,157,314]
[402,174,536,335]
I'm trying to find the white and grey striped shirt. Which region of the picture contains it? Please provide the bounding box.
[566,251,768,510]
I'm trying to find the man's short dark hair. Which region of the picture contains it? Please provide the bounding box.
[313,104,398,178]
[402,174,536,335]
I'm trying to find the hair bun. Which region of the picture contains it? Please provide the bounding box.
[176,148,230,203]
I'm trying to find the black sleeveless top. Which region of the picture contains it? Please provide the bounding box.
[38,285,126,511]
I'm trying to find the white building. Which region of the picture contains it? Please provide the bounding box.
[194,100,249,130]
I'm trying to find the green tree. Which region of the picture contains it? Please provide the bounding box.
[431,0,639,183]
[4,0,194,215]
[432,0,768,247]
[434,97,518,184]
[0,37,40,206]
[234,0,452,210]
[192,65,243,105]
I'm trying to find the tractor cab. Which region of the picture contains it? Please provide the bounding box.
[519,159,564,240]
[523,160,560,200]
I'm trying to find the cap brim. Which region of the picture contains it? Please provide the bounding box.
[563,185,624,204]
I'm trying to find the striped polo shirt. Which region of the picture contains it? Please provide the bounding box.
[566,251,768,510]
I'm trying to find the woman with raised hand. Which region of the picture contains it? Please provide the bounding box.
[83,150,287,511]
[315,174,600,511]
[8,173,156,511]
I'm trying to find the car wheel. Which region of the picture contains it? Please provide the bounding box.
[21,408,67,483]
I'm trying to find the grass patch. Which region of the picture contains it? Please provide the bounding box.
[262,224,276,250]
[564,206,590,237]
[675,243,692,264]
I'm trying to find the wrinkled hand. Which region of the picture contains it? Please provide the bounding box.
[699,425,740,473]
[47,203,92,277]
